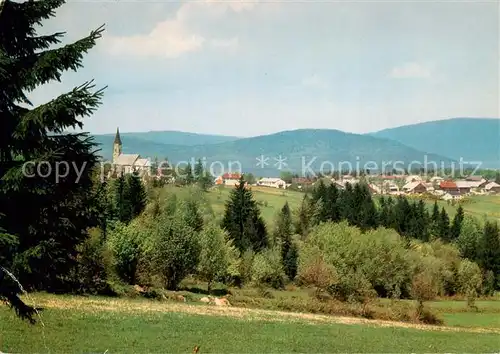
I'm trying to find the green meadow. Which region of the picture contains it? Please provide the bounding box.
[1,293,499,353]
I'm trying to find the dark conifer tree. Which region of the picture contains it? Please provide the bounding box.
[274,202,297,280]
[477,221,500,289]
[438,207,450,241]
[123,172,147,222]
[0,0,105,319]
[416,199,430,241]
[112,174,127,222]
[339,182,355,224]
[221,176,267,252]
[325,183,340,222]
[294,194,312,238]
[184,163,194,185]
[450,205,465,241]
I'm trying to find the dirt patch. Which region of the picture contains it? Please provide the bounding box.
[31,295,500,334]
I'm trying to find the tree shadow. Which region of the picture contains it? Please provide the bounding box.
[180,286,229,296]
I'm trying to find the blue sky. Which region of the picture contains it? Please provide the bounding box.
[30,0,499,136]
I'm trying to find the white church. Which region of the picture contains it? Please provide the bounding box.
[110,128,151,176]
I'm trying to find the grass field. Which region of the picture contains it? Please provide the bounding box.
[2,293,500,353]
[199,185,500,226]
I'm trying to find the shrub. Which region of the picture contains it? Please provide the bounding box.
[234,249,254,287]
[410,267,440,314]
[481,270,496,296]
[457,259,482,309]
[197,222,239,292]
[297,245,337,292]
[251,247,286,289]
[302,222,416,300]
[74,227,113,295]
[150,214,201,290]
[106,221,146,284]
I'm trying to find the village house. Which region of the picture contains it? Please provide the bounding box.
[215,173,241,186]
[439,181,460,196]
[381,181,399,194]
[484,181,500,193]
[405,175,422,183]
[429,176,444,184]
[368,184,381,194]
[257,177,286,189]
[402,181,427,194]
[110,128,151,177]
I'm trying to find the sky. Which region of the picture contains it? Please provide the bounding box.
[29,0,499,137]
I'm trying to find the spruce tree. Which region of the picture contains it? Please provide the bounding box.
[416,199,430,241]
[438,207,450,241]
[221,175,267,252]
[294,194,312,238]
[194,158,212,191]
[112,174,127,222]
[325,183,340,222]
[450,205,465,241]
[0,0,105,311]
[123,172,147,223]
[184,163,194,185]
[477,221,500,289]
[273,202,297,280]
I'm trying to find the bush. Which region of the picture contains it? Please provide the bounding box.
[297,245,337,292]
[457,259,482,309]
[150,214,201,290]
[251,247,286,289]
[106,221,147,284]
[74,227,113,295]
[234,249,255,287]
[197,221,239,292]
[301,222,416,300]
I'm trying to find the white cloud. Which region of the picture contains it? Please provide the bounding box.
[103,1,257,58]
[301,74,328,88]
[389,62,432,79]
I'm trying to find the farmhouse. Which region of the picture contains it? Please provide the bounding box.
[402,181,427,194]
[368,184,381,194]
[429,176,444,184]
[405,175,422,183]
[439,181,460,195]
[484,181,500,193]
[216,173,241,186]
[257,177,286,189]
[111,128,151,177]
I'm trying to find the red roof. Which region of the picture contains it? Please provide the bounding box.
[222,173,241,180]
[440,181,457,189]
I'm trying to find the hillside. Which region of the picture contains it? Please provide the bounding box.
[94,129,456,176]
[370,118,500,168]
[95,130,239,150]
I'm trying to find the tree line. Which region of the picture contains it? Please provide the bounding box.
[290,179,500,291]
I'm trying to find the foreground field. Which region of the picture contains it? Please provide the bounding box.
[1,293,500,353]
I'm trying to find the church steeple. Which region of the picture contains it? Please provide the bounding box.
[114,127,122,145]
[112,127,122,163]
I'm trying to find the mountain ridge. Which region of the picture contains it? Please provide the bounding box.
[369,118,500,168]
[93,127,457,176]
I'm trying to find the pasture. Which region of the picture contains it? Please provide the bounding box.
[1,293,500,353]
[189,184,500,226]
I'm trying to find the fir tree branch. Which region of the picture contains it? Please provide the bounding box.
[14,81,106,138]
[1,25,105,104]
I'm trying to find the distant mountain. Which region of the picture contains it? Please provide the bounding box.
[370,118,500,168]
[95,130,240,149]
[94,129,456,177]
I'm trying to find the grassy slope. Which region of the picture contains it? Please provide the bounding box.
[200,186,500,226]
[1,294,500,353]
